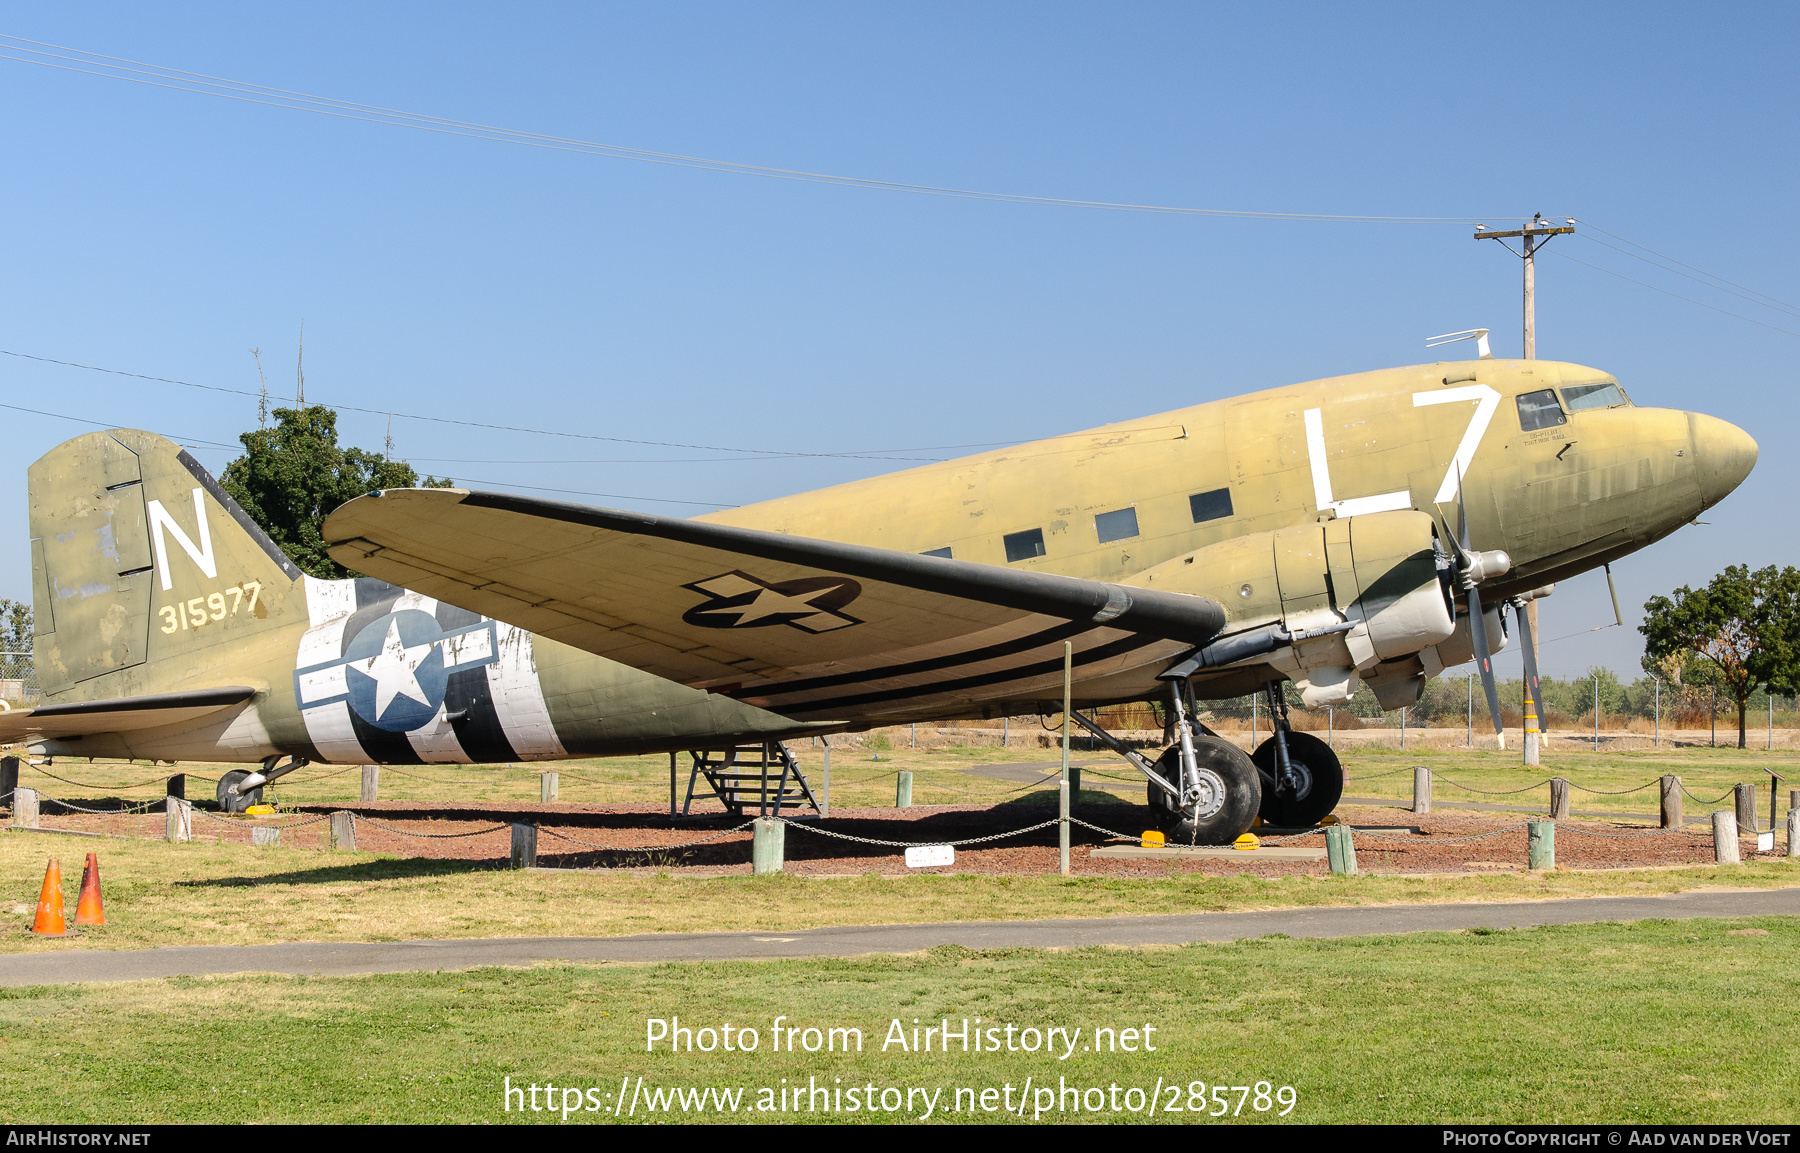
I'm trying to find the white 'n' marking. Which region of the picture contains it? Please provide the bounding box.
[146,487,217,591]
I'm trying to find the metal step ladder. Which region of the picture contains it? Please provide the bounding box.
[681,742,819,818]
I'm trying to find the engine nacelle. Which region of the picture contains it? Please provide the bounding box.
[1128,509,1456,706]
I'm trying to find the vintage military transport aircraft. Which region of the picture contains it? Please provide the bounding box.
[1,353,1756,842]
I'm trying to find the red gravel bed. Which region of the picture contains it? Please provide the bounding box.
[13,797,1790,877]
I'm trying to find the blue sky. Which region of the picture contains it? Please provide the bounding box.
[1,3,1795,682]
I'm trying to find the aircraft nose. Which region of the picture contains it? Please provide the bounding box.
[1689,412,1757,509]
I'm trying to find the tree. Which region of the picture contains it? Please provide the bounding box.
[0,598,30,652]
[1639,565,1800,748]
[220,405,453,580]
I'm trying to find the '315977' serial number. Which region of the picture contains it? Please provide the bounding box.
[158,580,262,634]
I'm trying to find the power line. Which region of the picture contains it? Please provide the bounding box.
[0,400,236,452]
[1577,221,1800,316]
[451,477,736,509]
[0,34,1510,226]
[0,348,953,460]
[1549,252,1800,339]
[1575,233,1800,322]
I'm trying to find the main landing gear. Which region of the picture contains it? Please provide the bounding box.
[1072,679,1261,845]
[1251,684,1344,828]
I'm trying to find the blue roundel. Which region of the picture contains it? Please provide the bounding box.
[343,609,450,732]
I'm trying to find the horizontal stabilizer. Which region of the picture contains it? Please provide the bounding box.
[0,687,257,742]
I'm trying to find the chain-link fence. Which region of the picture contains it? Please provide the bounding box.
[0,651,36,705]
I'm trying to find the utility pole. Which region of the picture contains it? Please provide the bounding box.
[1474,214,1575,358]
[1476,214,1573,767]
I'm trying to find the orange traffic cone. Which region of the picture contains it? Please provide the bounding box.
[31,858,71,936]
[74,852,105,926]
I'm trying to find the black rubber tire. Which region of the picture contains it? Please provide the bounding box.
[1146,733,1263,845]
[1252,731,1344,827]
[216,770,263,813]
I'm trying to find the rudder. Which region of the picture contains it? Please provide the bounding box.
[29,430,303,701]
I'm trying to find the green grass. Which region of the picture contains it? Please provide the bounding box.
[1,917,1794,1124]
[4,825,1797,953]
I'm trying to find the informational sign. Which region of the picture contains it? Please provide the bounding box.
[904,844,954,868]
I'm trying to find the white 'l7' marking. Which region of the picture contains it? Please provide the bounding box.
[146,487,217,591]
[1304,384,1503,518]
[1412,385,1502,503]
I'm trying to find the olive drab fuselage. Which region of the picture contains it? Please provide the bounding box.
[19,357,1755,764]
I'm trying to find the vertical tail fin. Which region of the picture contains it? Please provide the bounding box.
[29,429,303,700]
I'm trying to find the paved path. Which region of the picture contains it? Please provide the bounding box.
[7,887,1795,987]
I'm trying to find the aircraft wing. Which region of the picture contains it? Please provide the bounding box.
[322,488,1225,687]
[0,687,257,742]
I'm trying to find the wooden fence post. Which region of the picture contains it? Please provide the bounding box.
[360,764,380,803]
[510,823,537,868]
[329,811,356,851]
[1660,775,1682,829]
[1788,809,1799,859]
[540,772,558,803]
[752,817,785,875]
[1528,820,1555,870]
[12,786,38,829]
[0,756,17,808]
[165,773,185,800]
[820,743,831,820]
[1412,767,1431,814]
[1734,783,1756,833]
[1549,778,1570,820]
[1712,811,1740,864]
[165,796,191,843]
[896,770,913,809]
[1325,824,1358,875]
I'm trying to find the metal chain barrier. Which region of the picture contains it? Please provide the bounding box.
[354,816,511,839]
[1567,780,1659,795]
[1430,772,1554,796]
[1681,785,1735,805]
[32,792,165,816]
[198,807,335,830]
[1342,765,1416,782]
[1554,822,1709,840]
[537,821,756,853]
[778,815,1062,849]
[26,766,185,791]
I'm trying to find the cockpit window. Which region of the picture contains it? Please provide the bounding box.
[1516,389,1567,432]
[1562,382,1630,412]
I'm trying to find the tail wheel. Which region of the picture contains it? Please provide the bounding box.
[1252,730,1344,827]
[216,770,263,814]
[1147,734,1262,845]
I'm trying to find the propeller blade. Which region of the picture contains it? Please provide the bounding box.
[1468,588,1504,735]
[1455,463,1473,555]
[1513,598,1543,737]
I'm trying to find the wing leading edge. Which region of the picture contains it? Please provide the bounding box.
[321,489,1225,704]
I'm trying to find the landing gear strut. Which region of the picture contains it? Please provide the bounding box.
[217,754,309,813]
[1065,683,1261,845]
[1151,679,1260,844]
[1252,684,1343,827]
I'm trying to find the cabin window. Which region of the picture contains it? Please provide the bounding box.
[1189,488,1233,523]
[1094,507,1139,544]
[1562,382,1629,412]
[1516,389,1567,431]
[1003,528,1046,562]
[922,547,952,559]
